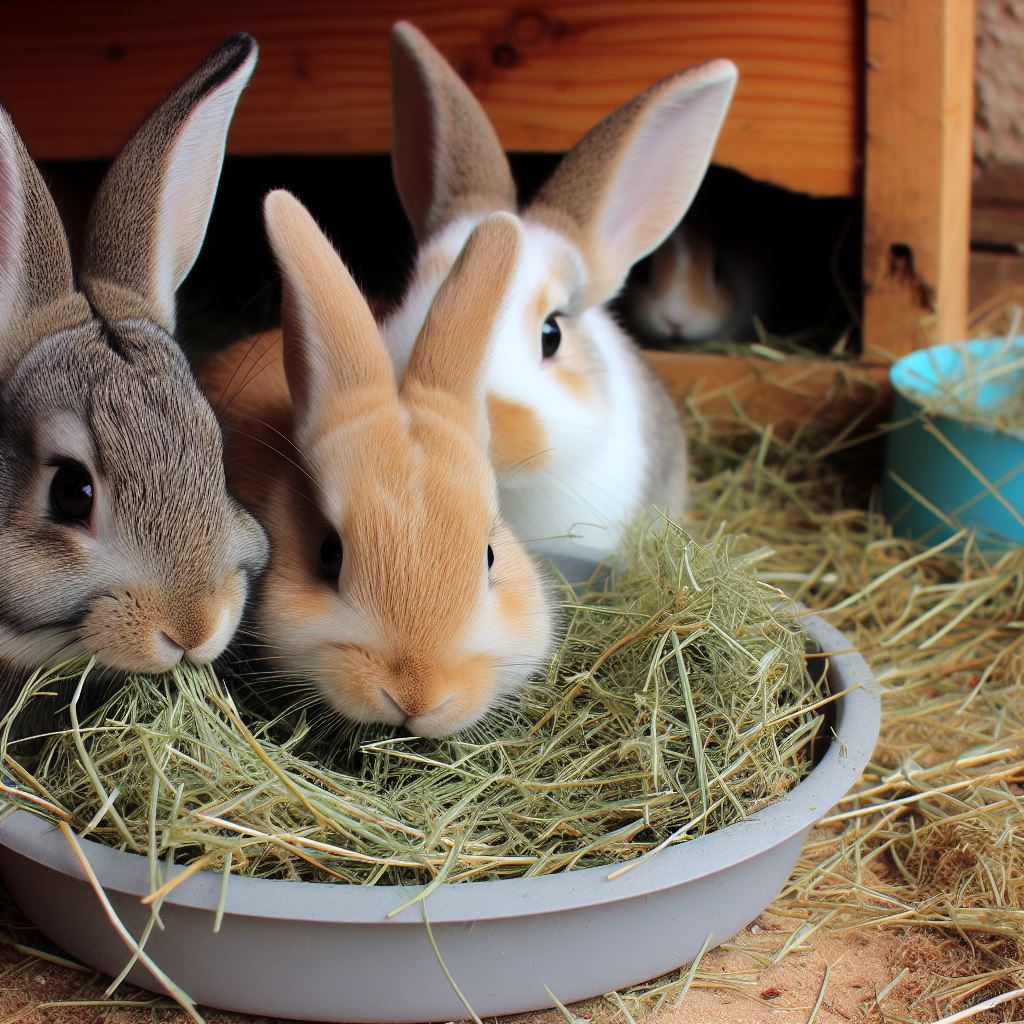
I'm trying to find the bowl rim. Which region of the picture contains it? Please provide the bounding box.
[889,337,1024,440]
[0,612,879,927]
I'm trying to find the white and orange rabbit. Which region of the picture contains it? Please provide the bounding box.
[383,23,738,557]
[202,195,554,737]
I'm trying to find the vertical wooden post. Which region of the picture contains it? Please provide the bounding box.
[863,0,975,359]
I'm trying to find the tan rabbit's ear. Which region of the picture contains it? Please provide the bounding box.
[530,60,738,305]
[80,34,257,333]
[263,190,395,442]
[405,212,521,430]
[0,108,88,373]
[390,22,516,243]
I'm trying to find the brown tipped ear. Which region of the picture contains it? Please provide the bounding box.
[530,59,738,305]
[390,21,516,243]
[264,190,395,442]
[405,211,521,421]
[80,33,257,333]
[0,108,88,374]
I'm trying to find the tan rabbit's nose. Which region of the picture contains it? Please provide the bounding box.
[379,684,452,722]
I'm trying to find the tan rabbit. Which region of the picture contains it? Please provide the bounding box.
[201,194,554,737]
[0,35,268,689]
[383,23,738,558]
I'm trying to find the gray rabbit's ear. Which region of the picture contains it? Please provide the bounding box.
[0,107,86,372]
[80,33,257,334]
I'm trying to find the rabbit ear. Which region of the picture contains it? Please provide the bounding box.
[390,21,516,243]
[405,212,520,427]
[0,108,85,372]
[263,190,396,442]
[530,59,737,304]
[80,33,257,333]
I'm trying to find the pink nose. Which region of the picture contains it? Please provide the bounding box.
[379,686,452,721]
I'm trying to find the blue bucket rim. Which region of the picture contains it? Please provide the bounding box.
[889,337,1024,440]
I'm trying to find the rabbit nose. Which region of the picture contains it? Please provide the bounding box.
[154,631,186,668]
[162,604,234,667]
[664,317,686,337]
[379,686,452,721]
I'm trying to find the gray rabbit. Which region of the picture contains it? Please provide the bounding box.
[0,35,268,698]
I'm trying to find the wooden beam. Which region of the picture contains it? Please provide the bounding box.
[0,0,859,196]
[862,0,975,358]
[644,351,891,434]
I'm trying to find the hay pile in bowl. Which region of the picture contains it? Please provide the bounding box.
[0,524,828,889]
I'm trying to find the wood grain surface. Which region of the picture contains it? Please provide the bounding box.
[645,350,891,433]
[861,0,975,356]
[0,0,860,195]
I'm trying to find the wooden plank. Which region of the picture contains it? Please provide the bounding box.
[862,0,975,358]
[0,0,859,196]
[644,350,891,433]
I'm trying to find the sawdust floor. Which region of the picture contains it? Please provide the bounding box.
[0,895,927,1024]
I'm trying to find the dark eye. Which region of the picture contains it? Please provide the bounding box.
[541,316,561,359]
[712,254,726,285]
[487,544,495,571]
[319,530,343,580]
[49,463,94,524]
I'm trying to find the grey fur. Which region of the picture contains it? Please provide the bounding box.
[0,36,268,708]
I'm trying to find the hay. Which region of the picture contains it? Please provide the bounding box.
[0,362,1023,1022]
[0,523,826,889]
[599,403,1024,1022]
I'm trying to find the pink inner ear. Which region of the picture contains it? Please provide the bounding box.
[602,96,727,269]
[391,36,447,241]
[152,50,257,327]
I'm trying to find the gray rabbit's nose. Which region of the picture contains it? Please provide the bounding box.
[158,603,236,667]
[153,631,186,670]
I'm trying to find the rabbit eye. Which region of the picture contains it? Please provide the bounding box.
[49,462,94,525]
[712,254,726,286]
[487,545,495,571]
[541,316,561,359]
[319,530,343,580]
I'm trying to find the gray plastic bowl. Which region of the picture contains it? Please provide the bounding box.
[0,612,878,1022]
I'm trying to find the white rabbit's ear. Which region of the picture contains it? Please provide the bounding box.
[0,107,83,372]
[530,60,738,305]
[80,34,257,333]
[263,190,396,443]
[390,22,516,243]
[406,211,520,431]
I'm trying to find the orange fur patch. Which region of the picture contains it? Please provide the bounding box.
[487,394,548,476]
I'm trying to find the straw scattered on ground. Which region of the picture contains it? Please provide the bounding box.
[590,397,1024,1023]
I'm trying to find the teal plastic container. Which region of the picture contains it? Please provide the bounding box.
[882,338,1024,545]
